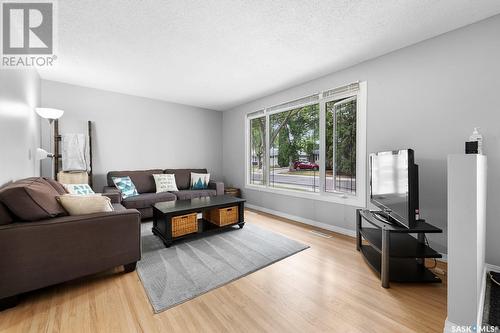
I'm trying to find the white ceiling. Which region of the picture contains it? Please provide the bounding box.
[39,0,500,111]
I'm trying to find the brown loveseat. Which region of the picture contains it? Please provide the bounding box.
[0,177,141,310]
[103,169,224,219]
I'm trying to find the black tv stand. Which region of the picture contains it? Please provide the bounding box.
[371,211,397,225]
[356,209,443,288]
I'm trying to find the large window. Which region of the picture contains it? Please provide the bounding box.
[269,104,319,192]
[246,82,366,207]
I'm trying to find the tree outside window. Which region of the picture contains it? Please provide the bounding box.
[249,117,265,185]
[325,97,357,194]
[269,104,320,192]
[246,83,363,204]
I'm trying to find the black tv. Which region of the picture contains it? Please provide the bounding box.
[369,149,419,228]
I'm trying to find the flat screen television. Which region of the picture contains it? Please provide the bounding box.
[369,149,419,228]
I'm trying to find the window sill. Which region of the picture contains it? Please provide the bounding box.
[244,184,366,207]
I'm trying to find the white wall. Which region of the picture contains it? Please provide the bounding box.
[0,69,41,186]
[41,80,223,191]
[222,15,500,262]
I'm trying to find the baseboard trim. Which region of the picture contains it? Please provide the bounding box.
[245,204,357,238]
[246,204,449,263]
[443,318,459,333]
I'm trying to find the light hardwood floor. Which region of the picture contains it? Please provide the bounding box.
[0,209,447,333]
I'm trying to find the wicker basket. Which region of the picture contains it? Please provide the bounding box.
[171,213,198,237]
[204,206,239,226]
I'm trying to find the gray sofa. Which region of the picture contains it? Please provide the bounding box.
[103,168,224,219]
[0,177,141,310]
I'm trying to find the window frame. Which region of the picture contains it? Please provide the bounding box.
[247,114,267,187]
[245,81,367,207]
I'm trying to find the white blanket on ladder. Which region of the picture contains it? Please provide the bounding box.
[61,133,91,172]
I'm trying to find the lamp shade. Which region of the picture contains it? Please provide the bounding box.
[36,148,53,160]
[35,108,64,120]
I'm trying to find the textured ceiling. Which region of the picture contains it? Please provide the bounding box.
[38,0,500,110]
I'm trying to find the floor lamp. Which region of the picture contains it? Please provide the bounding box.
[35,108,64,178]
[36,148,54,175]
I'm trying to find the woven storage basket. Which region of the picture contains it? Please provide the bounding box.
[172,213,198,237]
[204,206,239,226]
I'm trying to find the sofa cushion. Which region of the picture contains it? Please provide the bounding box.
[0,203,13,225]
[0,177,67,221]
[172,189,216,200]
[122,192,176,209]
[164,169,207,190]
[107,169,162,193]
[44,178,68,195]
[112,203,127,212]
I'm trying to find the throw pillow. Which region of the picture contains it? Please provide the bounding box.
[45,178,68,195]
[153,174,178,193]
[112,176,139,199]
[190,172,210,190]
[57,194,114,216]
[0,177,67,221]
[63,183,95,195]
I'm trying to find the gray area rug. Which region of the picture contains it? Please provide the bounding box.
[137,222,309,313]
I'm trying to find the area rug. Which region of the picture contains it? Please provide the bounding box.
[137,222,309,313]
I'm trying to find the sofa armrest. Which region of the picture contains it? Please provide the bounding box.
[0,209,141,298]
[208,181,224,196]
[103,186,122,203]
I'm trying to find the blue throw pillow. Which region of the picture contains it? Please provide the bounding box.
[112,176,139,199]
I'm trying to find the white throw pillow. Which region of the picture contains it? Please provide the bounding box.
[57,194,114,216]
[190,172,210,190]
[153,174,179,193]
[62,183,95,195]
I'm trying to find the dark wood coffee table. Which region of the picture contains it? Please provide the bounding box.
[152,195,246,247]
